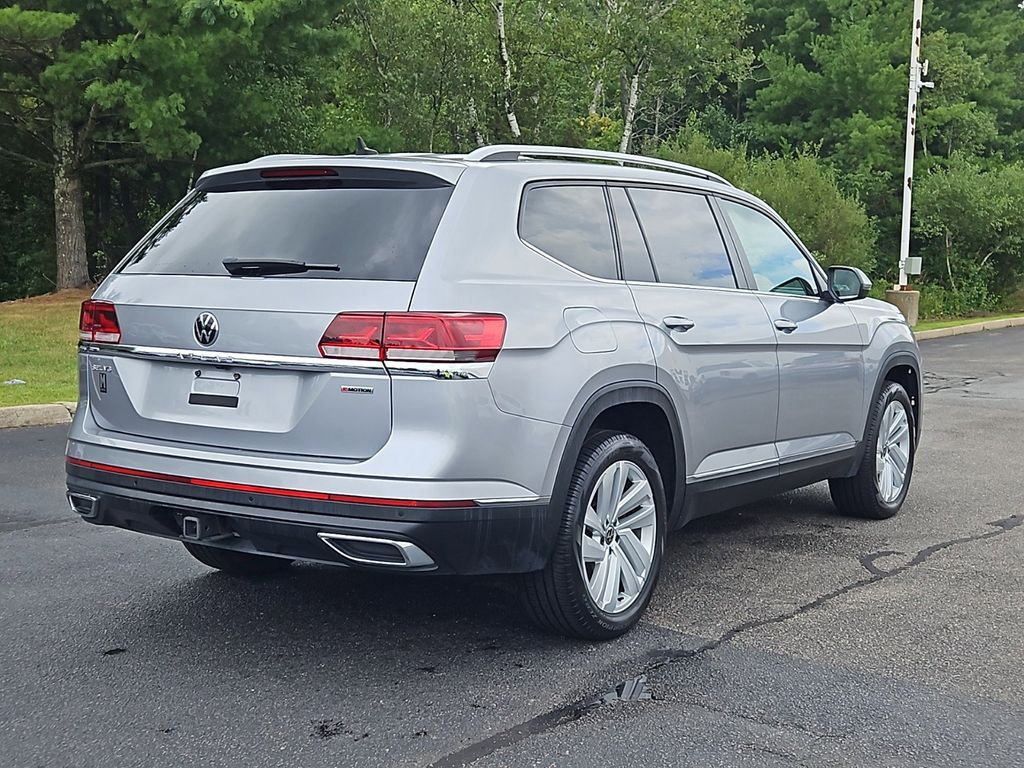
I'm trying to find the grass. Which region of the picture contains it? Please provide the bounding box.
[914,312,1024,333]
[0,289,90,407]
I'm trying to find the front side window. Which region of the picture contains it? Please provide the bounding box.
[520,185,617,279]
[720,200,819,297]
[627,188,735,288]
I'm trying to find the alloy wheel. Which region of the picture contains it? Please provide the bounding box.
[876,400,911,504]
[579,460,658,614]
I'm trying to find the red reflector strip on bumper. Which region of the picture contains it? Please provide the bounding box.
[65,457,477,508]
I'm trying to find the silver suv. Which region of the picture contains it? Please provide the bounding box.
[66,145,921,639]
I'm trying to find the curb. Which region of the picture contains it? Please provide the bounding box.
[915,316,1024,341]
[0,402,77,430]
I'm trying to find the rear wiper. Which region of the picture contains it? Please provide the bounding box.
[222,258,341,277]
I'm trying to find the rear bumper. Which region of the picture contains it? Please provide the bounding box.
[66,466,555,576]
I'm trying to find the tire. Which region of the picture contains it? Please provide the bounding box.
[182,542,293,577]
[521,430,667,640]
[830,381,916,520]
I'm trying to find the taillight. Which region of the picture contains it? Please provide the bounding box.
[384,314,506,362]
[318,313,506,363]
[79,300,121,344]
[318,313,385,359]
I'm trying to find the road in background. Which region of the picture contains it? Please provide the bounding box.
[2,329,1023,767]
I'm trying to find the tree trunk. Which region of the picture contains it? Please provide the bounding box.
[619,65,642,154]
[495,0,521,138]
[588,1,612,117]
[468,98,486,147]
[945,227,956,290]
[589,80,603,115]
[53,117,89,290]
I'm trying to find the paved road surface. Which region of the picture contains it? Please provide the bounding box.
[2,329,1023,767]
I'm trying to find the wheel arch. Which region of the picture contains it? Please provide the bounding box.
[873,352,922,440]
[550,382,686,533]
[846,351,922,480]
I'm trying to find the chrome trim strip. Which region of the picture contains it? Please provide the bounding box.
[386,361,493,380]
[689,457,779,482]
[776,442,857,465]
[688,442,859,482]
[317,532,435,569]
[79,343,387,374]
[473,495,544,505]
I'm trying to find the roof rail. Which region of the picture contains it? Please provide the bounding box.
[464,144,732,186]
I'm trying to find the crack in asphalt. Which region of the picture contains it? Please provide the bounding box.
[427,514,1022,768]
[922,372,981,394]
[671,696,849,743]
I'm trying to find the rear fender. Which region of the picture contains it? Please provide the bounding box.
[547,383,686,536]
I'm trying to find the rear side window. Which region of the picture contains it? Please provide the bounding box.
[119,183,454,281]
[628,188,735,288]
[520,185,617,279]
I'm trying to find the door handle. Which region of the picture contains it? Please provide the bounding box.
[663,316,696,332]
[774,318,798,333]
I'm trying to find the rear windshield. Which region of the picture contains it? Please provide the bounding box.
[119,184,454,280]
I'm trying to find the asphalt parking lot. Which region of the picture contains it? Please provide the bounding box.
[2,328,1023,768]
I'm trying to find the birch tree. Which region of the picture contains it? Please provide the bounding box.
[495,0,522,137]
[565,0,750,153]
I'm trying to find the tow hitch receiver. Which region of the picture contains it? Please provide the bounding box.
[180,514,224,541]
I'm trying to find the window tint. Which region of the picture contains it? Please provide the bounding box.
[609,187,655,282]
[627,188,735,288]
[520,185,617,279]
[120,184,454,280]
[720,200,819,297]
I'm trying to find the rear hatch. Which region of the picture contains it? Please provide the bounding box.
[84,161,459,460]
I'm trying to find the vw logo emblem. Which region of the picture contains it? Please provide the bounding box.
[194,312,219,346]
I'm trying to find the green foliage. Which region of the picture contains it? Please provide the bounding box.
[0,161,53,298]
[914,157,1024,300]
[0,0,347,297]
[657,130,876,275]
[572,114,625,152]
[1,0,1023,311]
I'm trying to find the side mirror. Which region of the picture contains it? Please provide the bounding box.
[827,266,872,302]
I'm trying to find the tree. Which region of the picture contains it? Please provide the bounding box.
[0,1,340,289]
[659,128,876,273]
[567,0,752,153]
[340,0,499,151]
[746,3,906,216]
[915,157,1024,302]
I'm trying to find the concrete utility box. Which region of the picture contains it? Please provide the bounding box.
[886,289,920,327]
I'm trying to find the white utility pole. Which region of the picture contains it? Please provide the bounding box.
[896,0,934,289]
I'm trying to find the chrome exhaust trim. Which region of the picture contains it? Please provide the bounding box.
[317,532,435,569]
[67,492,99,519]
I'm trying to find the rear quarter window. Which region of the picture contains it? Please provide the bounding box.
[519,185,617,279]
[119,182,454,281]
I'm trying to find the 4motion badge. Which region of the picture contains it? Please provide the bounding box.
[339,386,374,395]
